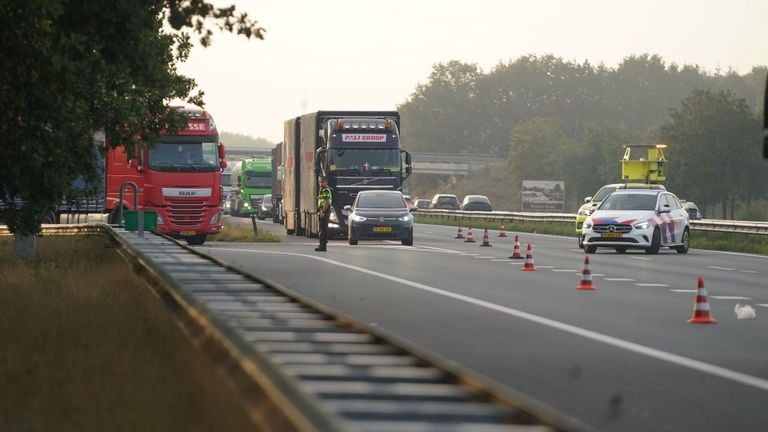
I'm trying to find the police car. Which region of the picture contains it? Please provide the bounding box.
[580,189,690,254]
[576,183,667,247]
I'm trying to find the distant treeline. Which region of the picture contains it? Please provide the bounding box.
[399,54,767,219]
[220,131,275,149]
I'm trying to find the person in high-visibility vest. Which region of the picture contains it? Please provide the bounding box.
[315,176,332,252]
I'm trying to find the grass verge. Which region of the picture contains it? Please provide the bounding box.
[214,218,281,242]
[0,235,255,432]
[415,214,768,255]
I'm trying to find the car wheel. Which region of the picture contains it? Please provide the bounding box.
[348,234,358,245]
[645,228,661,254]
[577,235,584,249]
[615,247,627,254]
[675,228,690,254]
[584,245,596,254]
[402,236,413,246]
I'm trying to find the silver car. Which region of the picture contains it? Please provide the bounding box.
[345,190,415,246]
[581,189,690,254]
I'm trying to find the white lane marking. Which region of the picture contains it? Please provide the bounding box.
[741,270,759,274]
[460,253,480,257]
[630,256,652,261]
[711,296,752,300]
[491,259,510,262]
[214,247,768,393]
[605,278,635,282]
[635,283,669,287]
[474,256,496,259]
[533,265,555,269]
[591,273,606,277]
[414,245,464,254]
[552,269,578,272]
[671,289,697,293]
[757,304,768,308]
[708,266,736,271]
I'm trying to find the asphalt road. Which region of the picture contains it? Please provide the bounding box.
[199,216,768,432]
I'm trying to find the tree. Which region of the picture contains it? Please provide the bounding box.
[398,61,483,154]
[661,89,763,218]
[0,1,264,255]
[505,118,572,209]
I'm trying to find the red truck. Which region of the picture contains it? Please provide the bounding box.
[59,108,227,245]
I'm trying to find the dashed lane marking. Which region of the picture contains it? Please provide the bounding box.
[711,296,752,300]
[757,304,768,308]
[635,283,669,287]
[671,289,697,293]
[211,247,768,393]
[551,269,578,272]
[605,278,635,282]
[707,266,736,271]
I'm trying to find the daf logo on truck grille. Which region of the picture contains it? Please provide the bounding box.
[163,188,212,197]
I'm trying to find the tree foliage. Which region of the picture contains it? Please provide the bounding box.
[661,89,764,218]
[0,0,264,236]
[400,54,765,214]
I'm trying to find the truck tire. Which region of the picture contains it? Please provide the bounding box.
[109,206,125,225]
[186,234,207,246]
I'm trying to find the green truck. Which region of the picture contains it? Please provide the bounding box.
[230,157,272,217]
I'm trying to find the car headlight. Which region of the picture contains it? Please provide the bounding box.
[210,212,221,224]
[583,221,592,230]
[243,202,250,208]
[329,208,339,223]
[350,214,367,222]
[577,206,590,216]
[634,221,650,230]
[398,214,413,222]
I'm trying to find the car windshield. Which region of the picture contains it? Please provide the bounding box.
[356,193,406,209]
[593,186,618,201]
[599,193,658,211]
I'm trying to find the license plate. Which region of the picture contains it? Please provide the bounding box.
[181,231,197,236]
[372,226,391,233]
[602,232,623,239]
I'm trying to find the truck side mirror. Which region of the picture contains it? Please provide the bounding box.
[404,151,412,165]
[219,160,227,169]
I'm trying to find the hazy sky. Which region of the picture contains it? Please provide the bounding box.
[178,0,767,143]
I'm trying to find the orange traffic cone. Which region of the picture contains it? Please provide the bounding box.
[464,226,476,243]
[498,223,508,237]
[480,228,492,247]
[508,235,524,259]
[577,256,597,290]
[688,276,716,324]
[455,224,465,239]
[521,243,537,271]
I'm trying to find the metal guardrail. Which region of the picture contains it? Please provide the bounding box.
[3,223,594,432]
[414,209,768,235]
[411,152,503,163]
